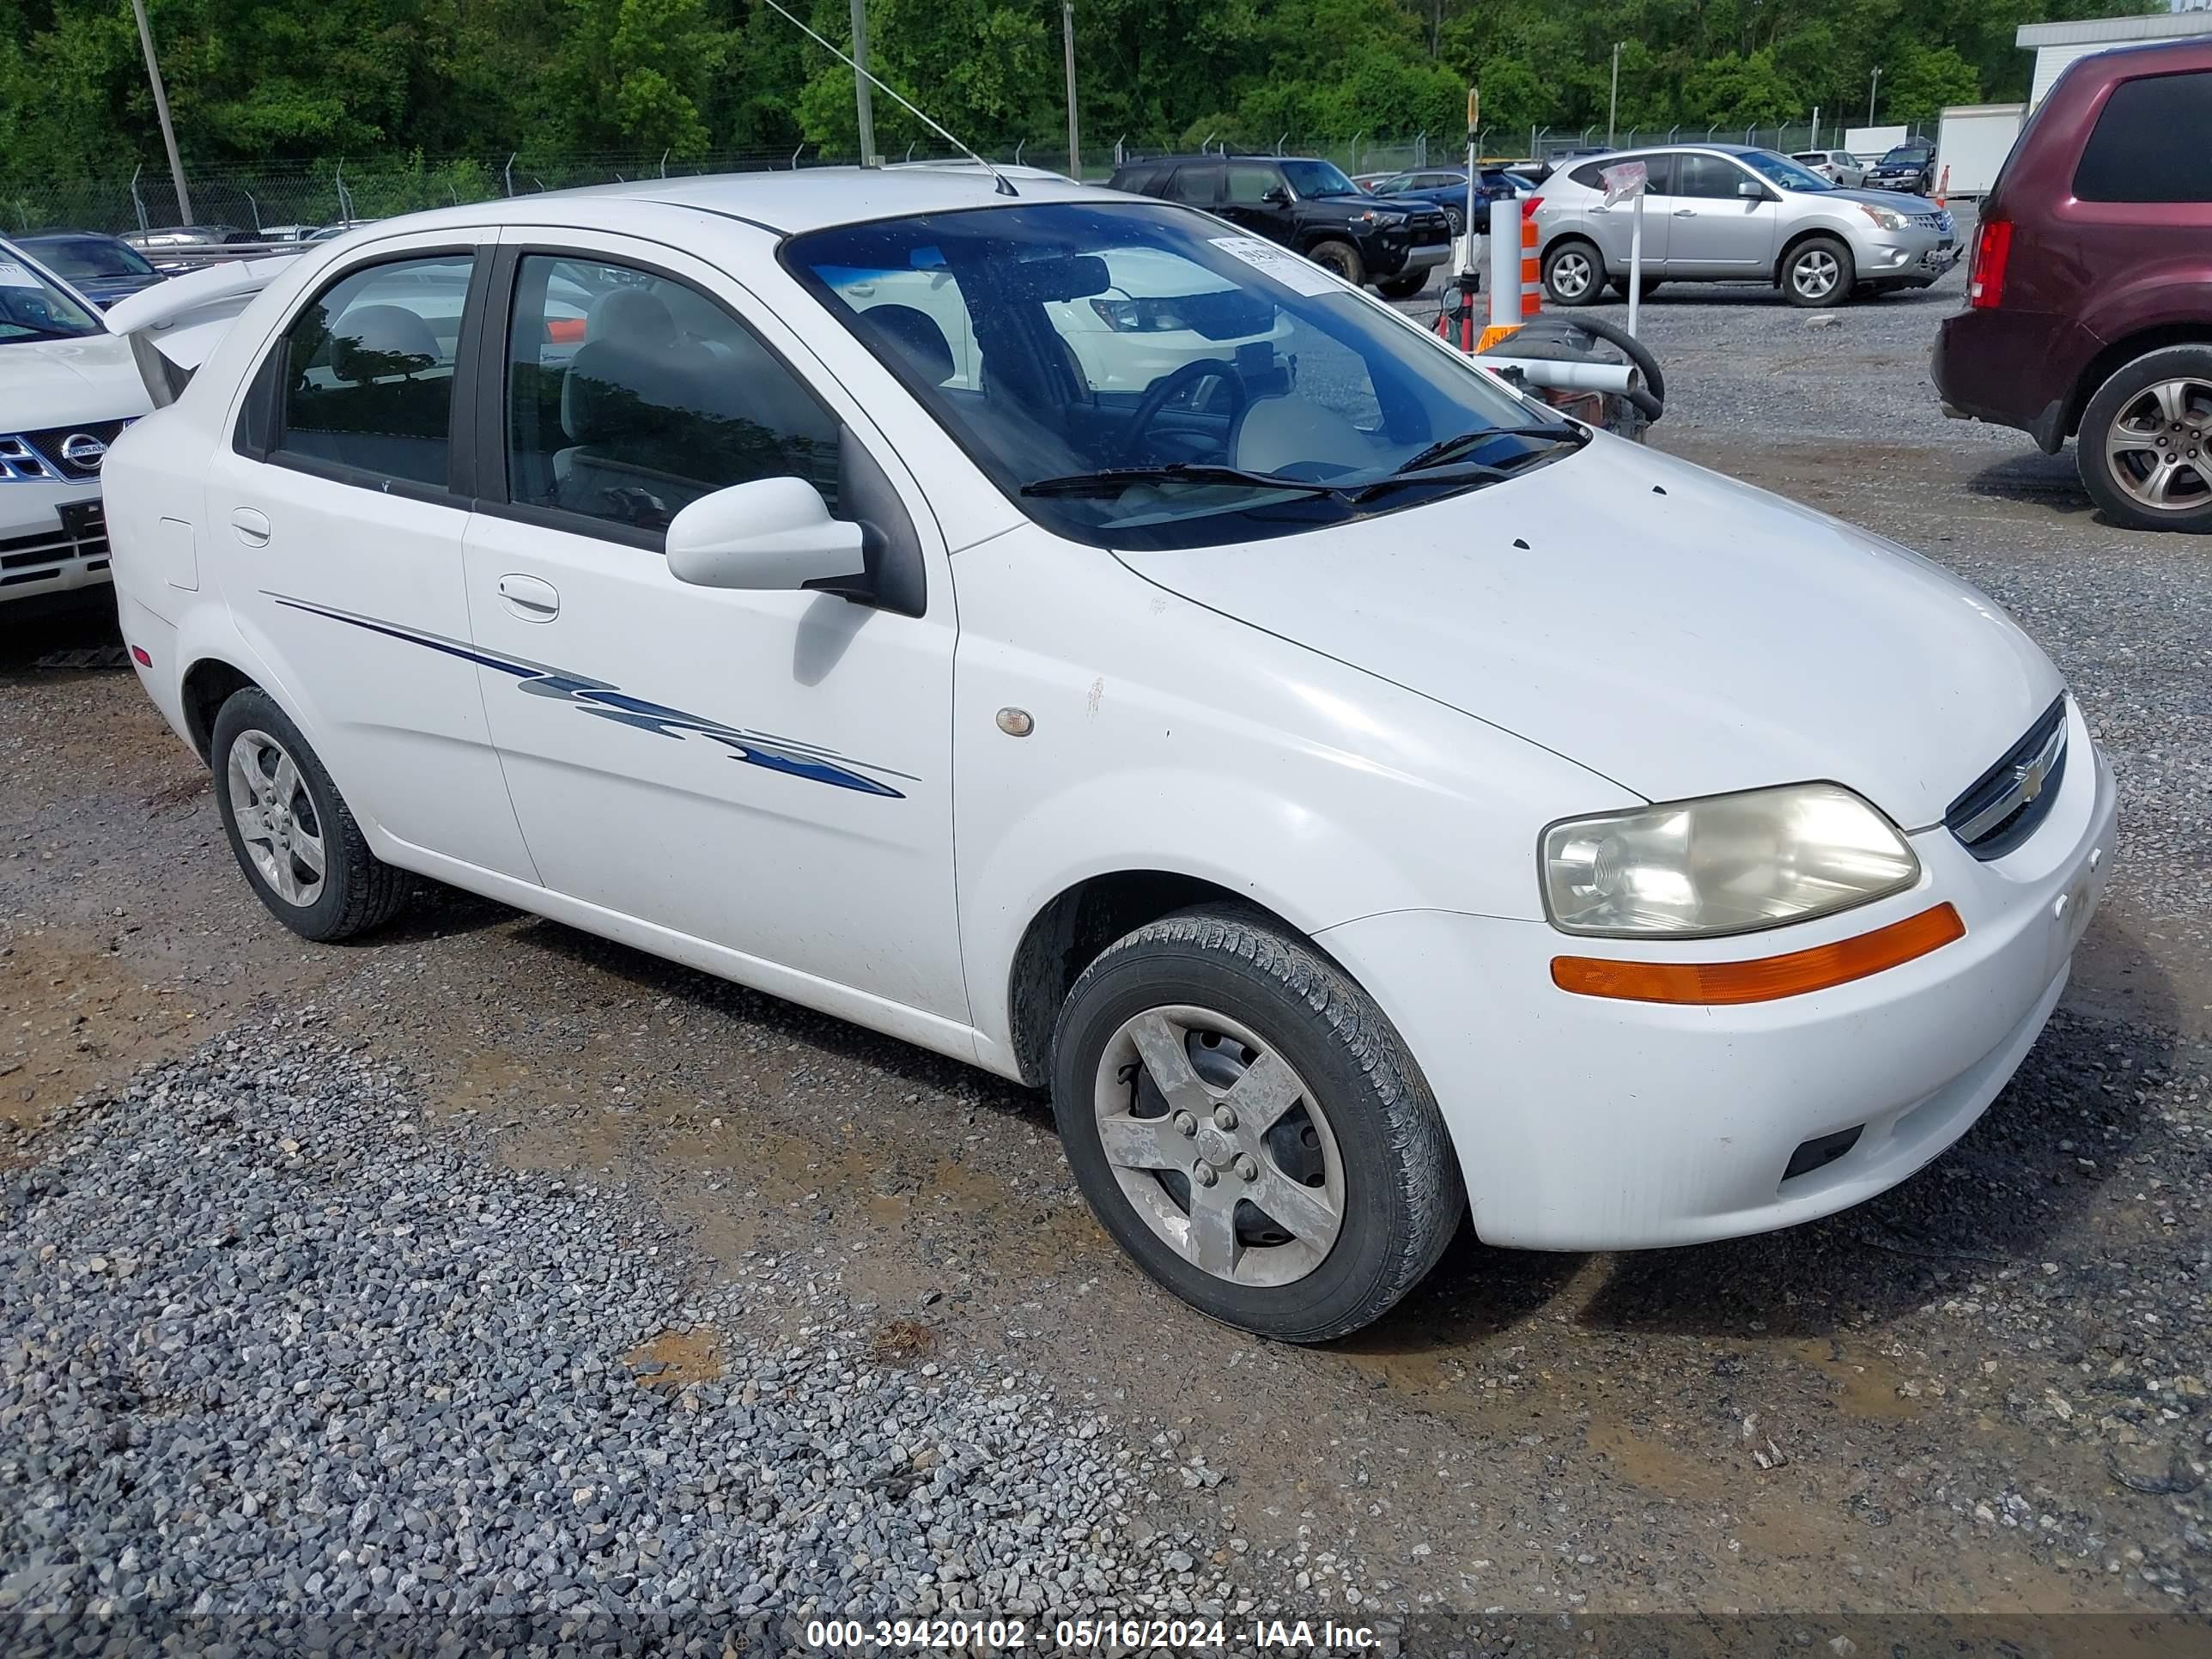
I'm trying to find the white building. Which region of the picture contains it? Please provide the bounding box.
[2018,9,2212,106]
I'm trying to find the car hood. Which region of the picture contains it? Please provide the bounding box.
[1828,186,1936,213]
[1,333,150,428]
[1114,438,2061,828]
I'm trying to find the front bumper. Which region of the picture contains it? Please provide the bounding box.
[1319,700,2118,1251]
[0,484,112,608]
[1854,225,1960,287]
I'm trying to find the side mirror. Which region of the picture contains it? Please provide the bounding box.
[1736,179,1768,200]
[665,476,866,594]
[1262,185,1291,207]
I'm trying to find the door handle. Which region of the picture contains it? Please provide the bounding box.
[1672,208,1698,217]
[497,572,560,622]
[229,507,271,547]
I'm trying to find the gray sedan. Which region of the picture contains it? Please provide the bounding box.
[1531,145,1960,307]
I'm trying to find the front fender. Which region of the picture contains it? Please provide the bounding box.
[948,527,1633,1068]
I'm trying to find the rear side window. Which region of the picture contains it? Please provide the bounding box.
[2074,71,2212,203]
[1112,166,1161,196]
[1568,161,1607,189]
[275,254,474,487]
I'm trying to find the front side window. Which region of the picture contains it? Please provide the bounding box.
[275,254,473,486]
[1738,149,1832,192]
[1224,163,1285,204]
[1675,154,1753,199]
[1279,160,1359,198]
[504,254,839,535]
[2075,71,2212,204]
[0,252,100,341]
[787,201,1576,551]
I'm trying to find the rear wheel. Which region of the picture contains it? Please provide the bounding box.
[1050,907,1462,1342]
[1607,275,1662,299]
[1542,240,1603,307]
[210,687,410,941]
[2077,346,2212,533]
[1306,239,1365,287]
[1783,235,1854,307]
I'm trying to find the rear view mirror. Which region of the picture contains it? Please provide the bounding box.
[1010,254,1110,301]
[665,477,866,594]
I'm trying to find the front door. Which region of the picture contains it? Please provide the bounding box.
[1218,162,1294,245]
[1665,153,1782,276]
[459,234,968,1028]
[204,234,538,881]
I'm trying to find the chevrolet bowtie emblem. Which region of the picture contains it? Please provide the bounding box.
[2014,751,2051,803]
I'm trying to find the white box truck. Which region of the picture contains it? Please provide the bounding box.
[1934,104,2025,197]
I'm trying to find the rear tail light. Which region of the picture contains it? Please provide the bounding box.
[1522,195,1543,219]
[1968,218,2012,310]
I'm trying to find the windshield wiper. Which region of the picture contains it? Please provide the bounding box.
[1394,424,1586,475]
[1021,463,1342,499]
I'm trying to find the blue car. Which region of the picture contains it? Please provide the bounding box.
[15,232,167,310]
[1364,167,1526,234]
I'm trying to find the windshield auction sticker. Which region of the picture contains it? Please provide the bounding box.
[1207,235,1346,296]
[0,260,42,289]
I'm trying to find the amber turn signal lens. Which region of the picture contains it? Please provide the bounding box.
[1551,902,1966,1006]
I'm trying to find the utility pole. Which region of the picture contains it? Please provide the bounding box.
[1062,0,1080,181]
[1868,66,1881,128]
[1607,43,1621,148]
[849,0,877,165]
[129,0,193,225]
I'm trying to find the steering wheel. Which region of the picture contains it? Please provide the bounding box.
[1121,357,1247,465]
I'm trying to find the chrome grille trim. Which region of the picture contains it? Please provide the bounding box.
[1945,697,2069,861]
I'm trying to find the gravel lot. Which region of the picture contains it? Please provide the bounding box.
[3,252,2209,1651]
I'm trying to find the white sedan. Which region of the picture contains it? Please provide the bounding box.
[100,167,2113,1340]
[0,240,150,612]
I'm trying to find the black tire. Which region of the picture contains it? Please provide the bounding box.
[1783,235,1854,307]
[1050,907,1462,1342]
[1376,272,1429,300]
[2076,345,2212,534]
[1542,239,1604,307]
[1442,204,1465,235]
[210,686,410,941]
[1306,239,1365,287]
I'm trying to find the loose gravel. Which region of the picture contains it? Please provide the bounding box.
[0,1023,1262,1654]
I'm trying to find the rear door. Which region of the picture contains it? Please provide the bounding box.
[206,230,538,880]
[1667,153,1780,275]
[1581,155,1672,268]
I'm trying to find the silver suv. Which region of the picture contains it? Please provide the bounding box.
[1532,145,1959,308]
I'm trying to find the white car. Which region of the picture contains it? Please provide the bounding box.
[100,170,2115,1341]
[0,240,151,612]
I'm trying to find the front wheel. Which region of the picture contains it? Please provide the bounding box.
[1376,272,1429,300]
[210,687,410,941]
[1783,235,1854,307]
[2077,346,2212,533]
[1542,240,1603,307]
[1050,908,1462,1342]
[1305,239,1366,287]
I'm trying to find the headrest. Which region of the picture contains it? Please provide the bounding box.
[586,286,677,347]
[864,304,955,385]
[330,305,439,382]
[562,337,695,446]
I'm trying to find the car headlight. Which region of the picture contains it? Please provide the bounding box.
[1540,782,1919,939]
[1858,204,1911,231]
[0,436,63,483]
[1358,210,1408,228]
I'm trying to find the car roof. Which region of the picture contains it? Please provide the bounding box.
[377,165,1127,237]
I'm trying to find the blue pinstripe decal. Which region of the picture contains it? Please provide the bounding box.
[269,595,909,799]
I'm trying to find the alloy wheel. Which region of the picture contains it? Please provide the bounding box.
[2103,377,2212,516]
[226,728,326,908]
[1091,1005,1344,1287]
[1793,248,1841,300]
[1550,249,1593,299]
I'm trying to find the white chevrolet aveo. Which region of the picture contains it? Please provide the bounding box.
[100,167,2115,1341]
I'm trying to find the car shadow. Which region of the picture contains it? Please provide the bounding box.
[1353,907,2177,1348]
[1966,447,2096,514]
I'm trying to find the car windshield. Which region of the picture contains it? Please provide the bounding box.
[0,252,100,340]
[27,237,155,279]
[1280,160,1359,198]
[786,201,1571,551]
[1739,149,1835,191]
[1879,145,1926,165]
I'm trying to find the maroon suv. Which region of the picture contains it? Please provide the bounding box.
[1932,39,2212,533]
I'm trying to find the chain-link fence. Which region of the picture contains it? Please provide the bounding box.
[3,122,1939,236]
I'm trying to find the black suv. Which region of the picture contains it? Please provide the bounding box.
[1105,154,1452,298]
[1864,138,1937,195]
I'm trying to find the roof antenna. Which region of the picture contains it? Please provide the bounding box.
[758,0,1018,197]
